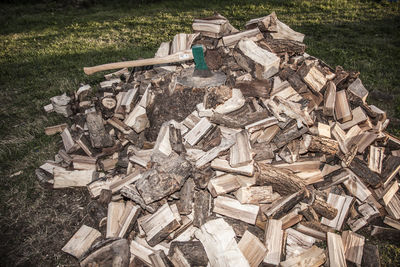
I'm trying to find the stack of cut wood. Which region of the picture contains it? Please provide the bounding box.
[38,12,400,267]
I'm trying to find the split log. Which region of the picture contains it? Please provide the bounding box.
[381,155,400,188]
[211,158,254,177]
[62,225,101,259]
[234,186,280,204]
[238,230,267,267]
[281,212,303,230]
[369,146,385,174]
[335,90,352,123]
[272,121,308,149]
[263,219,283,266]
[106,201,125,238]
[380,181,399,206]
[80,239,130,267]
[295,223,326,241]
[321,193,353,231]
[210,111,269,129]
[129,240,154,266]
[347,78,368,103]
[53,169,95,189]
[342,230,364,265]
[195,218,250,267]
[280,246,326,267]
[60,128,78,153]
[235,79,270,98]
[50,93,72,117]
[264,189,307,219]
[149,250,173,267]
[176,178,195,215]
[222,28,262,47]
[135,154,192,204]
[371,225,400,242]
[124,105,149,133]
[303,134,339,155]
[383,216,400,230]
[193,190,212,228]
[342,173,371,202]
[285,228,316,259]
[236,38,280,79]
[184,117,213,146]
[141,203,181,246]
[312,197,338,220]
[298,65,327,93]
[213,195,259,225]
[361,243,381,267]
[327,232,347,267]
[230,130,252,167]
[45,123,68,136]
[169,241,208,267]
[323,81,336,116]
[349,157,382,188]
[257,163,306,195]
[207,174,241,197]
[86,112,114,148]
[258,38,306,56]
[339,106,368,130]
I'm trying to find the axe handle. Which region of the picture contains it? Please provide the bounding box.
[84,50,193,75]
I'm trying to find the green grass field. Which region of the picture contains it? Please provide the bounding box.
[0,0,399,265]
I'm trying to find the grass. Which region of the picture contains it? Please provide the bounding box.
[0,0,399,265]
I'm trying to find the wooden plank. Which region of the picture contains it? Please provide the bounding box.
[234,186,280,204]
[207,174,241,197]
[335,90,352,123]
[213,195,259,225]
[238,230,267,267]
[53,169,94,189]
[230,130,252,167]
[327,232,347,267]
[141,203,180,246]
[62,225,101,259]
[263,219,283,266]
[195,218,250,267]
[321,193,353,231]
[280,246,326,267]
[342,230,364,265]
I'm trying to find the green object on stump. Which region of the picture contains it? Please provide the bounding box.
[192,45,213,77]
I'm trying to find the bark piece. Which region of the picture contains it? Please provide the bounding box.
[327,232,347,267]
[195,218,250,267]
[141,203,181,246]
[86,112,113,148]
[235,79,270,98]
[303,134,339,155]
[237,38,280,79]
[62,225,101,259]
[312,198,338,220]
[238,230,267,267]
[263,219,283,266]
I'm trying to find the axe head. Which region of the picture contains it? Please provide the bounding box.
[192,45,213,78]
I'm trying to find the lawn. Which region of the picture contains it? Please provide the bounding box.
[0,0,399,265]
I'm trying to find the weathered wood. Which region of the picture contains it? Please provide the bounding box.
[210,110,269,129]
[371,225,400,242]
[207,174,241,197]
[176,178,195,215]
[235,79,270,98]
[272,121,308,148]
[303,134,339,155]
[327,232,347,267]
[312,197,338,220]
[50,93,72,117]
[193,190,212,228]
[257,163,306,195]
[369,146,385,174]
[80,239,130,267]
[86,112,113,148]
[62,225,100,259]
[263,219,283,266]
[213,195,259,225]
[335,90,352,123]
[349,157,382,188]
[141,203,181,246]
[264,189,307,219]
[381,155,400,188]
[295,223,326,241]
[195,218,250,267]
[234,186,280,204]
[285,228,316,259]
[136,154,192,204]
[280,246,326,267]
[238,230,267,267]
[380,181,399,206]
[342,230,364,265]
[230,130,252,167]
[383,216,400,230]
[106,201,125,238]
[236,38,280,79]
[184,117,213,146]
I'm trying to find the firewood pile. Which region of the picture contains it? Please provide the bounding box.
[37,12,400,266]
